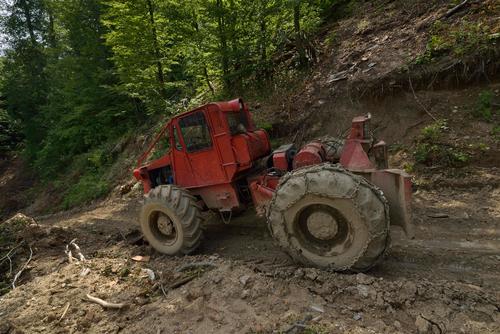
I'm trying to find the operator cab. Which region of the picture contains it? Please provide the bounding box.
[133,98,271,199]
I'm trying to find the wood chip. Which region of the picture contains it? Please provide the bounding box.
[131,255,150,262]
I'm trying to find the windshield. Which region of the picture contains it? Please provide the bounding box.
[179,111,213,152]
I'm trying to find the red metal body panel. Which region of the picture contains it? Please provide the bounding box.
[293,141,325,169]
[273,152,289,171]
[191,183,241,210]
[248,174,280,215]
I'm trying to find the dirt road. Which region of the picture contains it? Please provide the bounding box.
[0,169,499,334]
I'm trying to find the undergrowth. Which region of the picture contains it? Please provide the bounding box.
[474,90,495,121]
[415,17,498,64]
[413,120,471,168]
[0,215,31,295]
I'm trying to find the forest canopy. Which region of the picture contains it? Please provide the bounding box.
[0,0,338,205]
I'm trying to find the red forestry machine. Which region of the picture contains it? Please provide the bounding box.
[133,99,413,271]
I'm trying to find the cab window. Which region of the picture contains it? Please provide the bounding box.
[227,110,249,135]
[179,111,212,152]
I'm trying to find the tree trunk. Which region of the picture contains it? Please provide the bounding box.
[294,1,300,34]
[146,0,167,99]
[47,11,56,48]
[18,0,37,46]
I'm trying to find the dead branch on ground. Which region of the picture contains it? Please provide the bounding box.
[85,294,127,309]
[58,302,71,323]
[65,238,86,263]
[11,246,33,289]
[440,0,469,19]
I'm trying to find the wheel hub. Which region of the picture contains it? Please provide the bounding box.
[306,211,339,240]
[157,213,174,236]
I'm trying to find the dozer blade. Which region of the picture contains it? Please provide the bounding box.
[368,169,414,239]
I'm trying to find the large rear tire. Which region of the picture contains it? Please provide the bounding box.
[267,163,390,272]
[140,185,203,255]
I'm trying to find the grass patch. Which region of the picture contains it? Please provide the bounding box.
[415,19,495,64]
[473,90,495,121]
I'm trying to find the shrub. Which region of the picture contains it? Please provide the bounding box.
[62,172,109,209]
[474,90,494,121]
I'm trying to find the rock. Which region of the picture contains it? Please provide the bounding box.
[294,268,305,278]
[141,268,155,281]
[415,315,430,333]
[304,268,319,281]
[212,275,223,284]
[239,275,251,286]
[356,273,375,285]
[401,281,417,300]
[357,284,370,298]
[394,320,402,329]
[353,312,363,321]
[241,289,250,299]
[131,182,142,193]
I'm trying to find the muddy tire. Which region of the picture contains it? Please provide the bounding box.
[267,163,390,272]
[140,185,203,255]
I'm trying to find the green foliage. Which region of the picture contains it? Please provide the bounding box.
[415,19,495,64]
[473,90,494,121]
[420,119,448,141]
[62,171,109,209]
[0,108,22,154]
[413,120,470,168]
[492,125,500,139]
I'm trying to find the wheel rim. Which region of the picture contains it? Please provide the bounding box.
[294,204,353,256]
[149,211,178,245]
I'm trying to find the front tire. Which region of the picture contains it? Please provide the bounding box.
[140,185,203,255]
[267,164,390,272]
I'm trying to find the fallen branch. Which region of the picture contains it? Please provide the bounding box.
[58,302,71,323]
[168,274,197,290]
[70,239,85,261]
[65,239,86,263]
[440,0,469,19]
[85,294,127,309]
[284,314,313,334]
[12,246,33,289]
[0,241,25,264]
[64,245,75,263]
[175,261,216,273]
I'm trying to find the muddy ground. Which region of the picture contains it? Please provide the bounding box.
[0,167,498,334]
